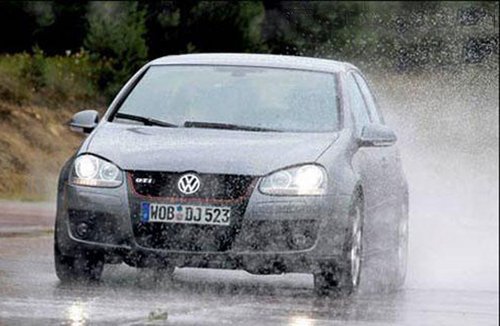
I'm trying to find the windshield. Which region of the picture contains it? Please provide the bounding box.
[113,65,339,132]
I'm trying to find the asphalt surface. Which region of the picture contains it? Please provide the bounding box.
[0,202,498,326]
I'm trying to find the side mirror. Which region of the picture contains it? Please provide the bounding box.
[69,110,99,134]
[359,123,397,147]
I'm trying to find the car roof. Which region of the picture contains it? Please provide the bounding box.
[149,53,356,74]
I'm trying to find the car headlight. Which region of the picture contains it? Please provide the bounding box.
[259,164,327,196]
[71,155,123,187]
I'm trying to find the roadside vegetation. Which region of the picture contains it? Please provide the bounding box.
[0,49,103,106]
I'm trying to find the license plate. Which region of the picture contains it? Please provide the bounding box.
[141,202,231,226]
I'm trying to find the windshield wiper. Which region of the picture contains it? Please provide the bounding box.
[114,113,178,128]
[184,121,281,132]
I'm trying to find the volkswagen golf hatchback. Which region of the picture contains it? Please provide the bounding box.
[55,53,409,295]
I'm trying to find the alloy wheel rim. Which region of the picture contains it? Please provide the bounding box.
[398,215,409,272]
[350,205,362,287]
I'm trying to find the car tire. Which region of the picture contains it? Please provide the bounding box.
[314,194,364,296]
[54,235,104,282]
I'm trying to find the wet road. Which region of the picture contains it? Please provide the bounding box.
[0,203,498,326]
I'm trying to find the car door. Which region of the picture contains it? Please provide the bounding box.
[353,72,407,210]
[346,71,387,213]
[350,71,408,258]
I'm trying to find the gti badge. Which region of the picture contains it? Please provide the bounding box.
[135,177,154,184]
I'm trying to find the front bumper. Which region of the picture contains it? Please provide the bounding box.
[56,181,352,274]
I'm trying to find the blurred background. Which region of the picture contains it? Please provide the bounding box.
[0,1,498,292]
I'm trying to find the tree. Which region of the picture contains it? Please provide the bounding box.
[261,1,365,58]
[141,1,266,58]
[84,1,148,97]
[35,1,89,55]
[0,1,38,53]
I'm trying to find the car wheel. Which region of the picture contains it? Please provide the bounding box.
[54,235,104,282]
[314,195,364,296]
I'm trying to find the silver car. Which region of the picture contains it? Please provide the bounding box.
[54,53,409,295]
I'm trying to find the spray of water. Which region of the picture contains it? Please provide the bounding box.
[371,64,499,291]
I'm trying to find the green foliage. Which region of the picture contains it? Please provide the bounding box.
[20,47,47,90]
[187,1,266,53]
[0,54,31,104]
[141,1,266,58]
[0,50,102,106]
[84,1,148,98]
[43,50,103,102]
[261,2,365,58]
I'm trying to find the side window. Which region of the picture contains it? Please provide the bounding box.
[345,73,370,133]
[353,73,383,124]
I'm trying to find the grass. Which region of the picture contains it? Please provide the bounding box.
[0,49,104,107]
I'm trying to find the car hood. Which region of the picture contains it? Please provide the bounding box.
[84,123,337,175]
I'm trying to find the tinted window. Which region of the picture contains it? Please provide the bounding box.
[345,73,370,132]
[115,65,339,132]
[353,73,383,124]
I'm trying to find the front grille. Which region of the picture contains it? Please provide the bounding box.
[128,171,256,252]
[129,171,255,200]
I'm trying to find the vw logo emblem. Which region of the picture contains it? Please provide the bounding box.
[177,173,201,195]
